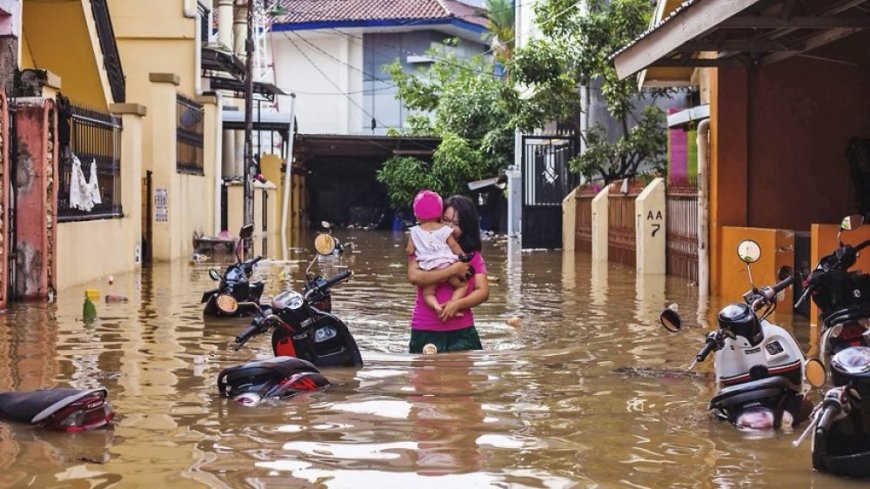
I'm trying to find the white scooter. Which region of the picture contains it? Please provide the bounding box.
[661,239,825,431]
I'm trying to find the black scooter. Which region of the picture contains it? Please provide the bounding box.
[0,387,114,432]
[792,214,870,478]
[201,224,265,317]
[217,232,361,405]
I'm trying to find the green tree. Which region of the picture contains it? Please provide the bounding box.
[510,0,667,183]
[484,0,515,63]
[377,47,512,209]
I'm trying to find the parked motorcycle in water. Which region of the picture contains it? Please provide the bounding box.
[0,387,114,432]
[792,214,870,478]
[660,239,823,431]
[201,224,265,317]
[217,232,361,406]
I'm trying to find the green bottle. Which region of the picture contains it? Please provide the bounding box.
[83,294,97,322]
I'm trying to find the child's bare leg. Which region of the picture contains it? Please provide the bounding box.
[422,283,442,312]
[444,275,466,317]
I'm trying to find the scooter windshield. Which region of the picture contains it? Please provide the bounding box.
[225,267,245,282]
[832,346,870,374]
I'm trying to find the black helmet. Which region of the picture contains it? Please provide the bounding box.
[718,303,762,345]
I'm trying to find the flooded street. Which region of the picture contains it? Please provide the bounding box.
[0,231,864,488]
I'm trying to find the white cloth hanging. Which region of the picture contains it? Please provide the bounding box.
[87,159,102,205]
[69,154,94,211]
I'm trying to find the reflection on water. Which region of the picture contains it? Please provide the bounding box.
[0,231,862,487]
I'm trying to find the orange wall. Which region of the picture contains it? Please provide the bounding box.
[720,226,794,319]
[710,32,870,294]
[747,35,870,230]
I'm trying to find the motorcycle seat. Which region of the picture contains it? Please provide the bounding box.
[710,376,799,410]
[218,356,321,396]
[0,388,108,425]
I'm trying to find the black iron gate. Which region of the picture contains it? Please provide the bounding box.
[521,133,579,249]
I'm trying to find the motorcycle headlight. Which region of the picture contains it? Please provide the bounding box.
[216,294,239,314]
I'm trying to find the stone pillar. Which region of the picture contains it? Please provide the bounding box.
[0,91,8,308]
[109,103,146,268]
[197,94,221,236]
[148,73,180,261]
[635,178,666,275]
[13,97,58,300]
[591,185,609,262]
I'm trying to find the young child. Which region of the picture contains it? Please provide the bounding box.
[406,189,472,315]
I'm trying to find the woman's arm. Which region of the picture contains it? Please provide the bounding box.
[407,257,469,286]
[439,272,489,321]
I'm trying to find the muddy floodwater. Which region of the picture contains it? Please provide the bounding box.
[0,231,865,488]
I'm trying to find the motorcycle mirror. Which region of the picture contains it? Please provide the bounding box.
[216,294,239,314]
[804,358,827,389]
[737,239,762,264]
[208,269,221,281]
[239,223,255,240]
[314,233,337,256]
[837,214,865,245]
[660,308,683,333]
[321,221,332,231]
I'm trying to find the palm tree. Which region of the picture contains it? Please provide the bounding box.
[484,0,515,62]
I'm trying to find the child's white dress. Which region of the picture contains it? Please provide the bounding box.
[410,225,458,270]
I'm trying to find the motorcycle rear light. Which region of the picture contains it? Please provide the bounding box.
[842,322,866,342]
[48,396,115,432]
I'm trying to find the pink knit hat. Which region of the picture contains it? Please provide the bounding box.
[412,189,443,221]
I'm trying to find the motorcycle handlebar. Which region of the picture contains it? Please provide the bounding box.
[815,402,841,437]
[233,323,260,349]
[696,336,717,362]
[772,275,795,295]
[325,270,353,287]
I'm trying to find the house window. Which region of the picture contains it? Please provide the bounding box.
[177,94,204,175]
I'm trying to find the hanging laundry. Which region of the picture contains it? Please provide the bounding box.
[68,154,94,211]
[87,159,102,205]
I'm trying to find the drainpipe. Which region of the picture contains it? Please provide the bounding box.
[281,94,297,261]
[214,92,224,235]
[697,118,711,300]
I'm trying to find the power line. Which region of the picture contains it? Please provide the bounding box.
[284,31,393,132]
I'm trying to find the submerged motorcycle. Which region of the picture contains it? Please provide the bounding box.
[792,214,870,478]
[0,387,114,432]
[218,232,361,406]
[661,239,823,431]
[201,224,265,317]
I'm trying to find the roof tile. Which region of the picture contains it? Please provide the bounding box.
[274,0,487,28]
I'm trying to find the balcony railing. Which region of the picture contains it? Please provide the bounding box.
[91,0,126,103]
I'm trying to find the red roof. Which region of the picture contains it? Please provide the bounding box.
[274,0,488,28]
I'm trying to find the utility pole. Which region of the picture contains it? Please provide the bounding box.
[243,0,255,239]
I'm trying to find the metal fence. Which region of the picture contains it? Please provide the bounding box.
[666,181,699,281]
[58,104,122,221]
[176,95,204,175]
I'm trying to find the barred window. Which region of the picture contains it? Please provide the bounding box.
[58,104,123,222]
[177,94,204,175]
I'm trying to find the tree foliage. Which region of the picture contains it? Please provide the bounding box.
[377,48,512,209]
[510,0,667,183]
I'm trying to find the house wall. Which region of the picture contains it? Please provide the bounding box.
[362,31,487,134]
[270,31,364,134]
[109,1,218,262]
[56,105,145,290]
[709,32,870,294]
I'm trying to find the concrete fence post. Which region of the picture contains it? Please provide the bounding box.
[562,187,578,251]
[591,185,609,262]
[635,177,667,275]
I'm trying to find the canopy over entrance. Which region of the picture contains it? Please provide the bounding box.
[613,0,870,81]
